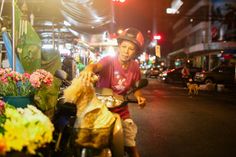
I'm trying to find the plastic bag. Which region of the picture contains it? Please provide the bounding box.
[64,77,116,148]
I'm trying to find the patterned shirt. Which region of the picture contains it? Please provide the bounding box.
[96,56,141,119]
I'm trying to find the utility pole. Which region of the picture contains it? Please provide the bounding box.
[208,0,212,71]
[12,0,16,71]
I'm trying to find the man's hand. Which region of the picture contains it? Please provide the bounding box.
[78,63,102,86]
[78,70,98,87]
[134,89,146,109]
[136,96,146,109]
[79,70,93,86]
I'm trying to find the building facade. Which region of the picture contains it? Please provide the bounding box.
[167,0,236,71]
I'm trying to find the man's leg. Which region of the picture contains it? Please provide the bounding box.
[122,119,140,157]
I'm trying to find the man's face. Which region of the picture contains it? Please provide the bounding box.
[118,40,137,63]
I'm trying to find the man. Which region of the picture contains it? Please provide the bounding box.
[79,27,146,157]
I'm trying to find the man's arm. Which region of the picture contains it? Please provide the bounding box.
[83,62,103,73]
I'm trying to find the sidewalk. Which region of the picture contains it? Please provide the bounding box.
[152,78,236,103]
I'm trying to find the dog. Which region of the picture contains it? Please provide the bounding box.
[186,79,199,95]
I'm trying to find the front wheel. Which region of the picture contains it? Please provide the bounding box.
[79,148,112,157]
[81,148,87,157]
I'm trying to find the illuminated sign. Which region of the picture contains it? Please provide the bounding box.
[166,0,183,14]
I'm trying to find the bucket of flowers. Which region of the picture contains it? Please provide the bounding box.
[0,68,53,108]
[0,100,54,156]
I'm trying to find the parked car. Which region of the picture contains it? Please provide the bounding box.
[141,67,150,77]
[147,66,167,78]
[160,67,202,83]
[194,66,235,85]
[148,67,160,78]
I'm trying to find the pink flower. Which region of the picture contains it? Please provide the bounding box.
[0,68,53,96]
[9,71,22,83]
[22,73,31,83]
[0,75,8,83]
[29,73,41,88]
[29,69,53,89]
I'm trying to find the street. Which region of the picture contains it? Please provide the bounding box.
[130,79,236,157]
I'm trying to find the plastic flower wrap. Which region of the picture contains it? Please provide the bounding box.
[0,100,54,155]
[0,68,53,97]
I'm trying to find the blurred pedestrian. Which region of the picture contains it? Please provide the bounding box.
[181,65,190,87]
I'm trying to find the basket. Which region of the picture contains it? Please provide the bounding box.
[74,125,114,149]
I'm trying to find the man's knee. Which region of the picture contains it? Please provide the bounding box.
[122,119,138,147]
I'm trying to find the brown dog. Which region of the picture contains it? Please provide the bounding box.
[187,82,199,95]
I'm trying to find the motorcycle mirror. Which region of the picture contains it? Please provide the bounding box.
[55,69,71,86]
[54,69,68,80]
[134,79,149,90]
[127,79,148,95]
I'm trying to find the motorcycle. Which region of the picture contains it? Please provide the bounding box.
[51,69,76,157]
[52,69,148,157]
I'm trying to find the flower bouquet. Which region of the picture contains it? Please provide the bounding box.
[0,68,53,108]
[0,100,54,155]
[0,68,53,96]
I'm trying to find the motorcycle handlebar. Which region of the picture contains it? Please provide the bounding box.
[126,99,138,104]
[62,79,71,86]
[112,99,138,109]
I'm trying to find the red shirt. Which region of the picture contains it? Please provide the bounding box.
[96,56,141,119]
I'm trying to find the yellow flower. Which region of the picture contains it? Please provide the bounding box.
[0,104,54,154]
